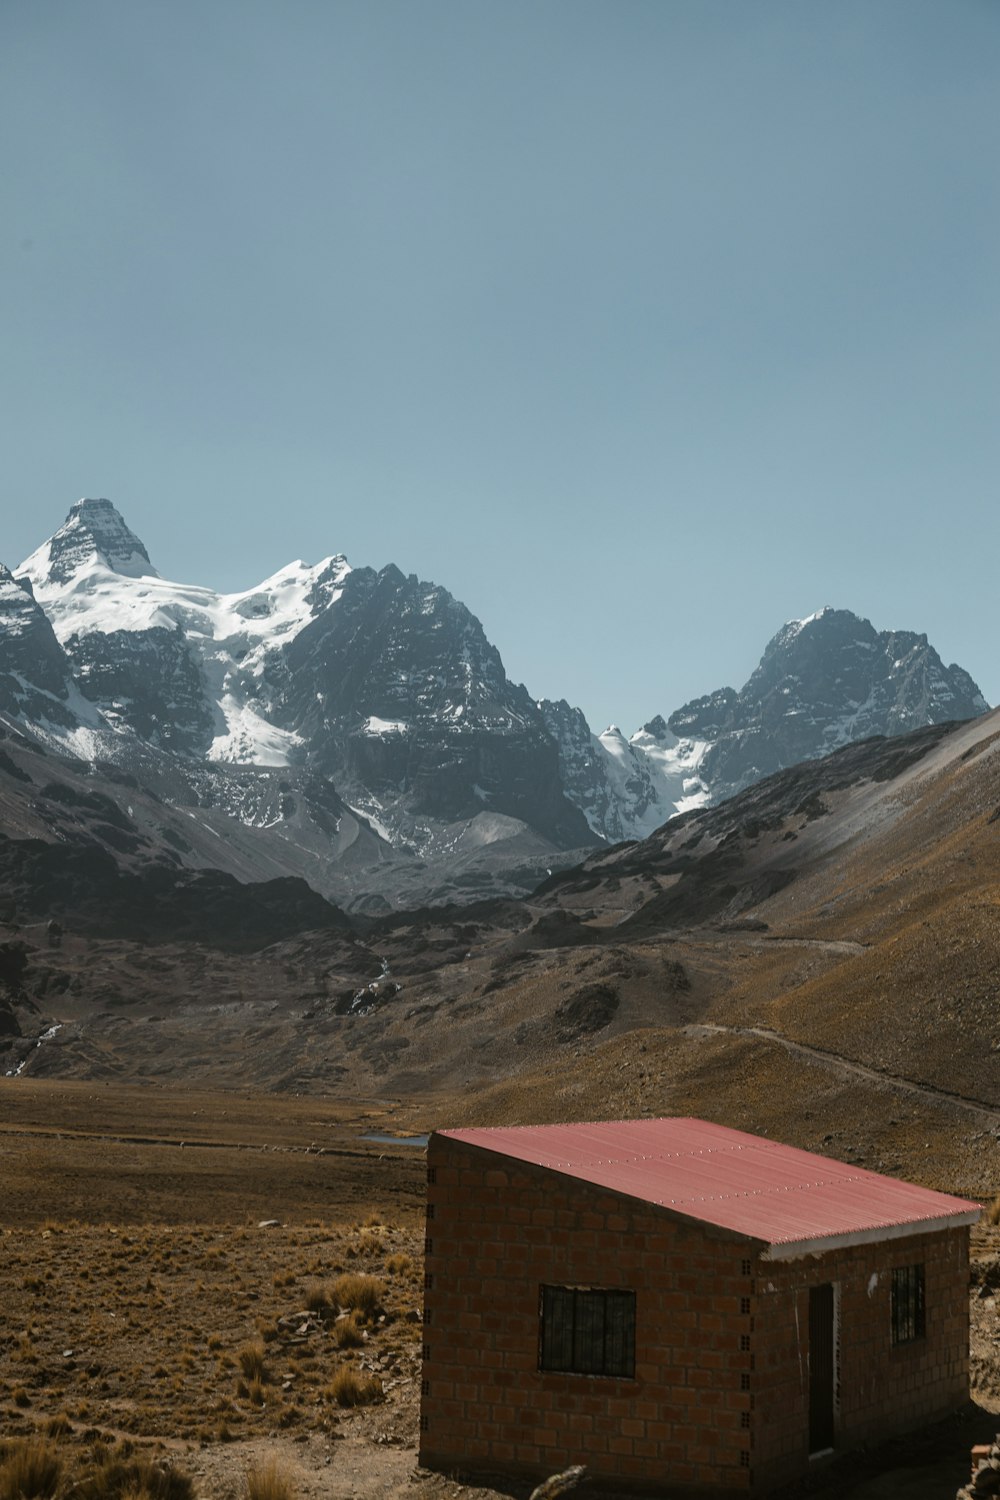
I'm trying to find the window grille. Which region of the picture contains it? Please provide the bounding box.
[891,1264,925,1344]
[538,1285,635,1378]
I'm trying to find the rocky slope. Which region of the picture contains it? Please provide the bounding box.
[9,499,595,902]
[0,565,94,734]
[666,606,988,806]
[2,705,999,1205]
[544,606,988,841]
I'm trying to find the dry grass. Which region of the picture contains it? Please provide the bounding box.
[353,1230,383,1258]
[0,1210,422,1451]
[324,1366,383,1408]
[331,1312,365,1350]
[75,1455,195,1500]
[236,1342,268,1382]
[0,1080,426,1228]
[243,1455,295,1500]
[0,1438,61,1500]
[331,1273,384,1318]
[985,1196,1000,1227]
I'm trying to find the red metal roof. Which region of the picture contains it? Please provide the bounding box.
[437,1118,981,1258]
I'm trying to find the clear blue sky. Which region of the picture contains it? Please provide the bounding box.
[3,1,997,731]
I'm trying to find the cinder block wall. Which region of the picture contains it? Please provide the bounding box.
[419,1135,755,1493]
[754,1227,970,1492]
[419,1137,972,1496]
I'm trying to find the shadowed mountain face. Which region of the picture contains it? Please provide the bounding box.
[0,566,81,730]
[667,607,988,801]
[542,608,989,842]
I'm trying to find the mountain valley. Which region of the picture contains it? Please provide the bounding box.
[2,499,999,1500]
[1,499,997,1194]
[1,690,997,1199]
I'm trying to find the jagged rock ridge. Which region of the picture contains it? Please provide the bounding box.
[666,607,989,806]
[2,503,989,894]
[540,607,987,843]
[9,500,595,898]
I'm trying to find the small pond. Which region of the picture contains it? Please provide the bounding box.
[361,1132,429,1148]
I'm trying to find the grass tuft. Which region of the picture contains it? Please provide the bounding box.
[76,1456,195,1500]
[324,1366,383,1408]
[237,1340,268,1382]
[302,1282,331,1314]
[0,1438,61,1500]
[331,1273,384,1318]
[332,1312,365,1349]
[243,1455,295,1500]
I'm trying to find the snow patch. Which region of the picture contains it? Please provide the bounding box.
[362,716,408,736]
[345,801,394,844]
[19,526,353,769]
[210,698,304,767]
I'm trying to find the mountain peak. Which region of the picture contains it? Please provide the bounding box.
[19,498,157,588]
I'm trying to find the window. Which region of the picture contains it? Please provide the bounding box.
[891,1264,925,1344]
[539,1285,635,1377]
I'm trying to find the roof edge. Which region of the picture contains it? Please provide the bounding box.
[430,1131,767,1246]
[761,1208,982,1262]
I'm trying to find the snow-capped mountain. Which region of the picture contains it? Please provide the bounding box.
[1,502,989,899]
[663,607,989,807]
[0,562,107,737]
[19,498,351,761]
[539,608,988,844]
[536,703,709,844]
[13,499,593,864]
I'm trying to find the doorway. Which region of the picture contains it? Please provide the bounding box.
[808,1283,836,1453]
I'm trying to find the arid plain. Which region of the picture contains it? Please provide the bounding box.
[1,1079,998,1500]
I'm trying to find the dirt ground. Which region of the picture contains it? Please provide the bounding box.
[1,1079,998,1500]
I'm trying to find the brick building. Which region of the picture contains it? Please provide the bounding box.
[418,1118,979,1495]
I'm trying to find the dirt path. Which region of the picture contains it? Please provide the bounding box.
[685,1022,1000,1129]
[749,935,868,954]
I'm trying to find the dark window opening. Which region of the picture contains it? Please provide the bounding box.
[891,1264,925,1345]
[539,1285,635,1378]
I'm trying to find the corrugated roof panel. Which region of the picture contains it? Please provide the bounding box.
[437,1118,980,1250]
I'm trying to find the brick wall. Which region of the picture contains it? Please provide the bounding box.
[418,1137,971,1496]
[419,1135,756,1493]
[753,1227,970,1492]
